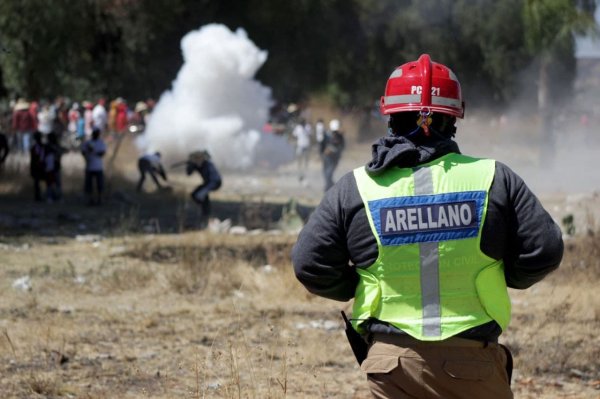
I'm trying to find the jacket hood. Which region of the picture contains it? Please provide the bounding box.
[365,135,460,176]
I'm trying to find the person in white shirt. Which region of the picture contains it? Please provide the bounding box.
[315,118,325,146]
[92,98,108,133]
[137,152,168,192]
[81,128,107,205]
[292,119,311,180]
[37,103,55,136]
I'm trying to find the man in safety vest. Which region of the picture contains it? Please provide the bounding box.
[291,54,563,398]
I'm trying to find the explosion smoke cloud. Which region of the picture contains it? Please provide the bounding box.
[139,23,293,169]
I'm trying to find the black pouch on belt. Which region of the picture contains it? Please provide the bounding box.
[499,344,513,385]
[341,311,368,365]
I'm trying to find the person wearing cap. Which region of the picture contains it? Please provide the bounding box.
[292,54,563,398]
[134,101,148,117]
[185,150,222,228]
[11,98,35,152]
[320,118,345,191]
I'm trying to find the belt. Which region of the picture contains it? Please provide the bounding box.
[371,333,494,348]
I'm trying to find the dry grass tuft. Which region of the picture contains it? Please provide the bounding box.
[167,246,212,295]
[103,265,155,291]
[26,373,65,396]
[560,232,600,276]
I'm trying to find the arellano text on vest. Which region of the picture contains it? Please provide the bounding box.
[380,200,477,235]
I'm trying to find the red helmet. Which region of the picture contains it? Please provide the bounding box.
[380,54,464,118]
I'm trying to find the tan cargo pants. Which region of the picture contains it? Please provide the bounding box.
[361,335,513,399]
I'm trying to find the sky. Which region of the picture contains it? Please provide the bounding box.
[575,6,600,58]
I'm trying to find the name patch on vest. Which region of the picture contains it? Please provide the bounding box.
[369,191,486,245]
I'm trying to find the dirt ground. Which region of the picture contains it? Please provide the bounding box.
[1,124,600,398]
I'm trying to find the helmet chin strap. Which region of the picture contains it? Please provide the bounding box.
[417,109,432,136]
[389,109,456,140]
[399,110,455,141]
[403,109,432,137]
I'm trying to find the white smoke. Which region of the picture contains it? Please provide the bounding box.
[139,23,293,169]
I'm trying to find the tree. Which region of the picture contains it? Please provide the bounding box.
[0,0,593,122]
[0,0,97,99]
[523,0,597,158]
[354,0,534,111]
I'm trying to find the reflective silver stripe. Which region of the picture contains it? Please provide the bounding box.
[384,94,420,105]
[413,167,441,337]
[413,167,432,195]
[389,69,403,79]
[432,96,461,108]
[448,70,458,81]
[420,241,441,337]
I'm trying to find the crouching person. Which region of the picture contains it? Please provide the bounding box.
[186,150,221,228]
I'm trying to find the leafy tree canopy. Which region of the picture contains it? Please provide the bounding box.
[0,0,596,114]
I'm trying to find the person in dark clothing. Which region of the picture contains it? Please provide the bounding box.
[185,150,222,227]
[44,132,66,202]
[29,131,46,201]
[137,152,168,192]
[291,54,563,399]
[81,128,106,205]
[0,132,8,165]
[320,119,345,191]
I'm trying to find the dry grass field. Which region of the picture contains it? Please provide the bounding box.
[1,125,600,398]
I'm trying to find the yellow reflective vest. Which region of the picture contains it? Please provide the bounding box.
[352,153,511,341]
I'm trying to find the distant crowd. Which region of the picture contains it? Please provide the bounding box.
[278,111,345,192]
[0,96,156,205]
[1,96,155,155]
[0,97,347,209]
[260,103,347,192]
